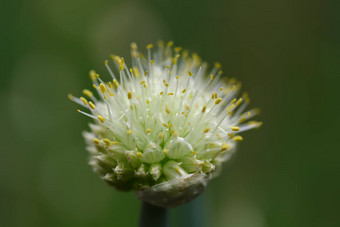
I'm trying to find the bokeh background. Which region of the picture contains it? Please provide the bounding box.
[1,0,339,226]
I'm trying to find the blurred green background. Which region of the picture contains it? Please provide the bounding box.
[1,0,339,226]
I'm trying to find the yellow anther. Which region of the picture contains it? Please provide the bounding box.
[231,98,237,103]
[174,47,182,52]
[82,89,93,98]
[131,42,137,50]
[127,130,132,135]
[243,92,250,103]
[128,91,132,99]
[168,92,174,95]
[227,104,235,113]
[215,98,222,104]
[150,60,155,64]
[181,89,186,93]
[221,143,230,151]
[146,99,150,104]
[103,139,111,146]
[182,50,188,58]
[146,128,151,133]
[248,111,251,117]
[162,123,168,127]
[214,93,217,99]
[210,75,214,80]
[192,53,201,62]
[160,91,164,95]
[132,66,140,78]
[99,83,107,93]
[163,148,168,154]
[129,68,132,73]
[231,126,240,131]
[219,87,223,91]
[202,105,206,113]
[136,152,142,158]
[228,133,235,138]
[176,76,179,79]
[257,121,263,128]
[109,54,115,60]
[229,78,237,84]
[165,105,170,114]
[216,134,221,139]
[232,85,236,90]
[215,62,222,69]
[97,115,105,123]
[68,94,74,101]
[118,57,125,71]
[248,121,263,128]
[92,84,97,89]
[238,117,247,124]
[104,60,108,66]
[93,138,100,145]
[185,105,190,111]
[203,127,210,133]
[167,41,174,47]
[146,44,153,49]
[166,65,170,69]
[174,166,181,175]
[144,71,148,76]
[80,97,88,105]
[233,136,243,142]
[158,132,164,139]
[89,101,96,110]
[192,150,197,155]
[187,71,193,76]
[108,82,112,88]
[236,98,243,106]
[218,70,223,75]
[113,79,119,88]
[89,70,97,81]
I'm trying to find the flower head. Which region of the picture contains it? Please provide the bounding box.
[69,41,262,207]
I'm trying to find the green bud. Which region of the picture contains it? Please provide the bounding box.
[125,149,141,168]
[114,162,134,181]
[180,156,204,173]
[163,160,188,180]
[140,143,165,164]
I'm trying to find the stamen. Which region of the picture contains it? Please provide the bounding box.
[97,115,105,123]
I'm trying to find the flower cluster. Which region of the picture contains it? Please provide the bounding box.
[69,41,261,207]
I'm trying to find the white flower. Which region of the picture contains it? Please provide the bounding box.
[69,41,262,207]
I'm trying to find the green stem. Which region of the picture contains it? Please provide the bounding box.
[139,201,168,227]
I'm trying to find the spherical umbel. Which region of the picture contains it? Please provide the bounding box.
[69,41,262,208]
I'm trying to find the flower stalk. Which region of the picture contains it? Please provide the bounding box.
[139,202,168,227]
